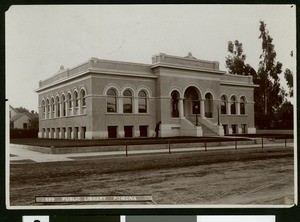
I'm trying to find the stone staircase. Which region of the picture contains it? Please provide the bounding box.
[201,124,218,137]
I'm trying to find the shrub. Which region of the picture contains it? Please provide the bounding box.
[10,129,39,138]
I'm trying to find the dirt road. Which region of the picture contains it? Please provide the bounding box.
[9,147,294,206]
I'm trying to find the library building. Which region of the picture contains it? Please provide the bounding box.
[36,52,257,139]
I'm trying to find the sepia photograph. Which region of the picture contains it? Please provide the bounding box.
[6,4,296,208]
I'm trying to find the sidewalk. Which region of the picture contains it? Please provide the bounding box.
[10,142,294,164]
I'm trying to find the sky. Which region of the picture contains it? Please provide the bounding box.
[6,4,296,112]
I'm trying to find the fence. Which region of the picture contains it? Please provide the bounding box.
[122,134,293,157]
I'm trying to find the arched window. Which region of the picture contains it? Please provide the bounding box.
[74,91,79,108]
[56,96,60,117]
[240,96,246,114]
[205,93,213,118]
[67,93,72,114]
[51,97,55,118]
[80,89,86,107]
[221,95,227,114]
[62,94,66,116]
[138,90,147,113]
[107,88,117,113]
[42,100,46,119]
[123,90,133,113]
[171,91,179,117]
[46,99,50,118]
[231,96,237,114]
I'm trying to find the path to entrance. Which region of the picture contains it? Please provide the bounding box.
[10,142,294,163]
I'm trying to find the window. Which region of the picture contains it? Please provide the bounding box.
[240,97,246,114]
[81,127,86,139]
[56,96,60,117]
[221,95,227,114]
[171,91,179,117]
[231,96,237,114]
[138,90,147,113]
[107,89,117,113]
[232,124,237,134]
[46,99,50,118]
[108,126,117,138]
[124,125,133,138]
[74,91,79,108]
[51,97,55,117]
[62,95,66,116]
[68,127,72,139]
[74,127,79,139]
[241,124,247,134]
[42,100,46,119]
[123,90,133,113]
[68,93,72,110]
[81,89,86,107]
[223,124,228,135]
[139,125,148,137]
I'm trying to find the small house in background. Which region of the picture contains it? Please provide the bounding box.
[9,105,19,119]
[9,105,39,129]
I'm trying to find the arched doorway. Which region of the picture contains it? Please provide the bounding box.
[171,90,180,117]
[184,86,201,124]
[205,92,213,118]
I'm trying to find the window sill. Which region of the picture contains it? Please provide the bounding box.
[221,114,248,117]
[41,113,87,120]
[106,113,150,115]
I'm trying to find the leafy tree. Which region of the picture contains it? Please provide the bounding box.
[15,106,30,113]
[274,101,293,129]
[253,21,284,127]
[225,40,256,76]
[284,68,293,97]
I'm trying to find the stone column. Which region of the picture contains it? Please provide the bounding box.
[79,97,82,115]
[72,99,76,116]
[179,98,184,117]
[236,102,241,115]
[134,97,139,114]
[45,104,48,119]
[227,101,231,115]
[60,101,63,117]
[118,97,123,113]
[200,99,205,119]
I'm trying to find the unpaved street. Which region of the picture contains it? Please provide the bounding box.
[9,147,294,206]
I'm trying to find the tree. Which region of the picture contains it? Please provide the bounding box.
[253,21,284,128]
[274,101,293,129]
[225,40,256,76]
[284,68,293,97]
[15,106,30,113]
